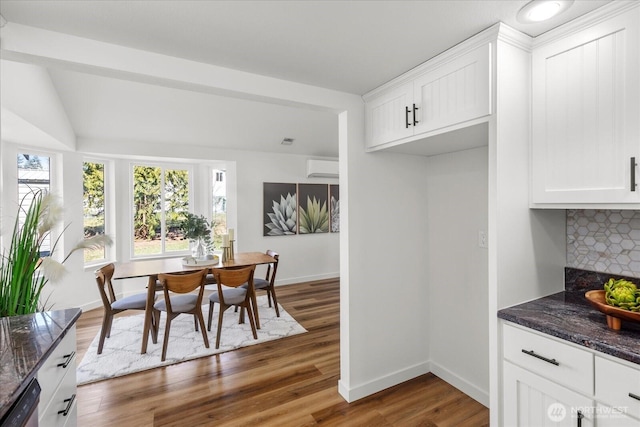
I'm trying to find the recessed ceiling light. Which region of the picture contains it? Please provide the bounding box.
[281,137,294,146]
[517,0,574,24]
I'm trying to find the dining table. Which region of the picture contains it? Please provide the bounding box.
[113,252,276,354]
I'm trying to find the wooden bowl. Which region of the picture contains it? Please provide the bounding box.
[585,290,640,331]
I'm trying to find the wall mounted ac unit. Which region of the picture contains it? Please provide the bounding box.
[306,159,339,178]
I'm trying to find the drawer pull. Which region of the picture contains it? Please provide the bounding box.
[630,392,640,401]
[57,351,75,368]
[57,394,76,416]
[521,349,559,366]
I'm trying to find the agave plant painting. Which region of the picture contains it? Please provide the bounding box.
[330,184,339,233]
[264,183,298,236]
[0,190,112,317]
[298,184,329,234]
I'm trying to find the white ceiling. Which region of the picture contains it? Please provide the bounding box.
[0,0,613,157]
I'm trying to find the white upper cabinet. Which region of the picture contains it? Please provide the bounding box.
[531,4,640,206]
[364,42,492,153]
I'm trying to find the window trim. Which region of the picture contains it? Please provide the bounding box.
[82,157,114,267]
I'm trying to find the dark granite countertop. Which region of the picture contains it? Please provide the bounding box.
[0,308,82,421]
[498,268,640,366]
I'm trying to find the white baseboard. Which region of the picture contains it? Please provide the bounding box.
[337,360,489,408]
[337,362,430,402]
[428,360,489,407]
[276,273,339,286]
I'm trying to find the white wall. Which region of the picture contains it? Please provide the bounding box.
[427,146,489,406]
[338,141,431,401]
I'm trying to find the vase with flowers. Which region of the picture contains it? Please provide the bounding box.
[179,212,213,259]
[0,190,112,317]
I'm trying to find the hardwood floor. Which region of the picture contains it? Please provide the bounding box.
[76,279,489,426]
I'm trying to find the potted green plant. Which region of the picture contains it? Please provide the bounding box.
[0,190,112,317]
[179,212,213,258]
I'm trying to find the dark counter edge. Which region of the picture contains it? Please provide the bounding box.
[0,308,82,422]
[498,267,640,366]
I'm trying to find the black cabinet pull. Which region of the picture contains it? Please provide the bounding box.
[405,106,411,128]
[58,394,76,416]
[412,103,419,126]
[521,349,559,366]
[577,410,583,427]
[630,392,640,401]
[57,351,75,368]
[631,157,637,192]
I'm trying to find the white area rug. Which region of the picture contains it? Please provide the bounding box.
[77,295,306,385]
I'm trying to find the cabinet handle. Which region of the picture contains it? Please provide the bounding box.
[631,157,637,192]
[521,349,559,366]
[405,106,411,128]
[412,103,419,126]
[57,351,75,368]
[577,410,583,427]
[57,394,76,416]
[630,392,640,401]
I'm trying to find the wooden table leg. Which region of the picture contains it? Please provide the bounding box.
[141,275,158,354]
[251,286,260,330]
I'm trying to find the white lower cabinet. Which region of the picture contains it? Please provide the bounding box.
[502,322,640,426]
[37,325,77,427]
[504,361,594,427]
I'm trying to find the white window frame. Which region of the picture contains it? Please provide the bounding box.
[83,157,114,267]
[129,161,195,259]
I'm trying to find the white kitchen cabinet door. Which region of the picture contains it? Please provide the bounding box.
[365,82,414,149]
[531,6,640,205]
[413,43,491,136]
[504,361,594,427]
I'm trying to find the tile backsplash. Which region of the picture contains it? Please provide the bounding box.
[567,210,640,277]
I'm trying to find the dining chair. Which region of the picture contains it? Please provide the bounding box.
[95,263,158,354]
[153,269,209,361]
[242,250,280,317]
[207,265,258,349]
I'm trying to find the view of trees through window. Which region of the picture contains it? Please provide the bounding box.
[211,169,227,248]
[133,165,191,256]
[83,161,106,262]
[17,154,51,255]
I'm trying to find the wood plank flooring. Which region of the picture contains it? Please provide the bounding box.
[75,279,489,426]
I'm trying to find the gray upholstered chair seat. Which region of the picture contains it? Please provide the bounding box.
[209,288,247,305]
[111,292,148,310]
[154,294,198,313]
[241,278,269,290]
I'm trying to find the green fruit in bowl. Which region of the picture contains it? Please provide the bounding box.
[604,278,640,312]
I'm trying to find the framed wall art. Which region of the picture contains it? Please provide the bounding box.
[298,183,329,234]
[330,184,339,233]
[263,182,297,236]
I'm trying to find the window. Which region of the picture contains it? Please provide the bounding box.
[17,153,51,255]
[211,169,227,248]
[132,164,191,257]
[83,161,107,263]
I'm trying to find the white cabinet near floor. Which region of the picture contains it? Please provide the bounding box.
[531,4,640,206]
[504,362,594,427]
[502,322,640,426]
[37,325,78,427]
[364,42,491,153]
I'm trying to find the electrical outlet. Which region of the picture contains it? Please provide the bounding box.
[478,231,488,248]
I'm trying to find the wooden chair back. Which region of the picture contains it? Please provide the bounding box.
[264,250,279,284]
[159,269,207,294]
[95,263,116,308]
[211,265,255,290]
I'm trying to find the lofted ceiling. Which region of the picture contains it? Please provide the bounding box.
[0,0,613,157]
